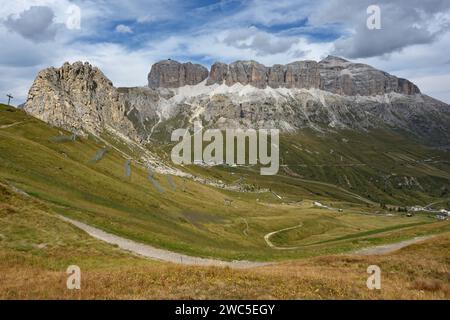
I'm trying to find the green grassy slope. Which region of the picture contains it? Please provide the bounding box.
[1,104,449,262]
[150,131,449,209]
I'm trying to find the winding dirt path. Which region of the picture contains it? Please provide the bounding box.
[0,121,23,129]
[353,235,438,255]
[58,215,269,269]
[263,220,444,254]
[264,223,304,250]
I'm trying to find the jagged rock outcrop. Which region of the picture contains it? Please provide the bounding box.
[203,56,419,96]
[24,61,138,139]
[148,60,208,88]
[282,61,321,89]
[207,60,269,89]
[117,86,161,137]
[318,56,420,96]
[206,62,229,86]
[226,61,268,88]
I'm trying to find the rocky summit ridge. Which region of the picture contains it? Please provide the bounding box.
[148,56,420,96]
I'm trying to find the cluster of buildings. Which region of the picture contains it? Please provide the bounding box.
[408,206,450,220]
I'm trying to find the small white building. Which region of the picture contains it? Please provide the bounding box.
[408,206,425,212]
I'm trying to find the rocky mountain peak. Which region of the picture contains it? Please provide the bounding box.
[148,59,209,88]
[320,55,350,64]
[24,61,137,139]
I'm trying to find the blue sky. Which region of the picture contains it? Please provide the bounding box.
[1,0,450,103]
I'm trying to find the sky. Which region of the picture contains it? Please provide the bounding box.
[1,0,450,104]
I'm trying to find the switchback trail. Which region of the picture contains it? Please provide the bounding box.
[58,215,269,269]
[264,224,304,250]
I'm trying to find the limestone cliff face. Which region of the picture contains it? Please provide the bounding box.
[284,61,321,89]
[204,56,419,96]
[317,56,420,96]
[24,61,138,139]
[148,60,209,88]
[225,61,268,88]
[206,62,229,86]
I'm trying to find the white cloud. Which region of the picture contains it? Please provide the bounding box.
[310,0,450,59]
[3,6,59,42]
[223,26,298,56]
[0,0,80,25]
[115,24,133,34]
[210,0,316,27]
[411,73,450,103]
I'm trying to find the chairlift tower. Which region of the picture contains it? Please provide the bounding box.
[7,94,13,106]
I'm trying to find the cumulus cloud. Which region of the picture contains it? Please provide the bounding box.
[3,6,59,43]
[115,24,133,34]
[333,24,433,59]
[223,27,298,56]
[78,0,184,27]
[310,0,450,59]
[210,0,315,27]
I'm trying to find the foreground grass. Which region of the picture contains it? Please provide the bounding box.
[2,240,450,300]
[0,183,449,299]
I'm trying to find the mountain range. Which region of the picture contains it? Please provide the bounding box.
[23,56,450,150]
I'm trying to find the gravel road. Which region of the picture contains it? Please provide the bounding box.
[58,215,269,269]
[353,235,437,255]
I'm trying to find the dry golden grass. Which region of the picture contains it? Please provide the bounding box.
[1,180,449,300]
[1,233,449,300]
